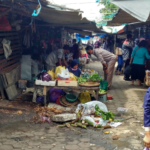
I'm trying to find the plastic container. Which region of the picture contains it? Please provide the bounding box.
[107,94,113,100]
[65,94,77,103]
[98,94,107,102]
[100,80,108,90]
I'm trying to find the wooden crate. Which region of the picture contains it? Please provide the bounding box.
[57,81,78,87]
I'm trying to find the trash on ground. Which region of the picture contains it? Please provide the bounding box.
[58,101,116,129]
[112,135,120,140]
[117,107,128,113]
[108,122,122,127]
[31,106,63,123]
[51,113,76,122]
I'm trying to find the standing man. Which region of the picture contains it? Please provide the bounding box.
[86,46,117,89]
[46,45,69,71]
[122,34,134,81]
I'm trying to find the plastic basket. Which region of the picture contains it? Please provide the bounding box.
[100,80,108,90]
[65,94,77,103]
[98,94,107,102]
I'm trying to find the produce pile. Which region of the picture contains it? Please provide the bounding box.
[95,104,115,121]
[58,104,115,129]
[77,73,102,83]
[99,89,106,94]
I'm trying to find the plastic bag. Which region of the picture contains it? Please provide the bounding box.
[124,64,132,76]
[69,72,77,81]
[76,101,108,117]
[47,70,55,81]
[76,101,108,126]
[55,66,65,78]
[79,57,87,65]
[78,91,91,104]
[49,88,64,102]
[2,38,12,59]
[82,116,107,126]
[36,96,44,104]
[57,68,70,79]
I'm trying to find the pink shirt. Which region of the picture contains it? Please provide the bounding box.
[93,48,116,64]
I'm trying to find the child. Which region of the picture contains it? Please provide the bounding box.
[68,59,81,77]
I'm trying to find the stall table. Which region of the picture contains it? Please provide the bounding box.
[33,85,100,105]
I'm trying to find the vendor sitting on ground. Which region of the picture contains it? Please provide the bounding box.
[46,45,70,71]
[68,59,81,77]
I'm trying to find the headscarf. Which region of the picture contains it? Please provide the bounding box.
[140,37,146,42]
[71,59,79,68]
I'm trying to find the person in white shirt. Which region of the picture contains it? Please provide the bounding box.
[46,45,69,71]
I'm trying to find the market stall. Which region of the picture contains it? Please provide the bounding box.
[32,67,103,106]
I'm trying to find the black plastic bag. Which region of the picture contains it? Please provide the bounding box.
[124,65,132,76]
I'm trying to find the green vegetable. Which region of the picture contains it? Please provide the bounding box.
[77,77,87,83]
[95,111,100,116]
[94,124,102,128]
[85,119,94,126]
[88,73,102,82]
[114,119,123,122]
[99,89,106,94]
[95,104,115,121]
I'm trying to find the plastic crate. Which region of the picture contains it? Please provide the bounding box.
[98,94,107,102]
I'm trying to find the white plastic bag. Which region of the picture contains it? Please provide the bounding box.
[76,101,108,126]
[57,68,70,79]
[79,57,87,65]
[76,101,108,117]
[82,116,107,126]
[2,38,12,59]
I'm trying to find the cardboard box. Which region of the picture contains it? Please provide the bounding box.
[18,80,27,89]
[57,81,78,87]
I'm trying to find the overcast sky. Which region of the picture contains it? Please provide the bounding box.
[52,0,104,22]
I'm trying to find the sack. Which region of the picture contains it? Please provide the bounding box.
[124,65,132,76]
[79,57,87,65]
[55,66,65,78]
[49,88,64,103]
[69,72,77,81]
[57,68,70,79]
[47,70,55,81]
[78,91,91,104]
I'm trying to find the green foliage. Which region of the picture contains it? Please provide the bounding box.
[95,104,115,121]
[99,0,119,21]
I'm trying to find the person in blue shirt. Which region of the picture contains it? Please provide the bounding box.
[143,87,150,148]
[68,59,81,77]
[130,40,150,85]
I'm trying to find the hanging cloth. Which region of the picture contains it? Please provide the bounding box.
[32,0,41,17]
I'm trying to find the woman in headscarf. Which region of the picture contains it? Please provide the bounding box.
[67,59,81,77]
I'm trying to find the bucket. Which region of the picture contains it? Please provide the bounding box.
[98,94,107,102]
[100,80,108,90]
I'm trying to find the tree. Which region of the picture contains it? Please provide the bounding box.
[99,0,119,21]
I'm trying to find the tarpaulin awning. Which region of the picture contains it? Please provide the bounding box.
[10,0,101,32]
[102,25,125,34]
[108,0,150,26]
